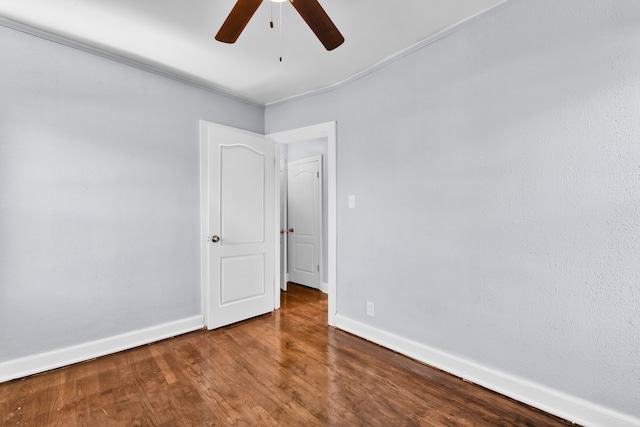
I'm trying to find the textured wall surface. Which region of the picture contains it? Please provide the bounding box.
[267,0,640,418]
[0,25,263,362]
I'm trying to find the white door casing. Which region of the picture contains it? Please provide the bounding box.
[269,122,337,326]
[200,121,336,327]
[287,156,322,289]
[279,158,288,292]
[200,121,275,329]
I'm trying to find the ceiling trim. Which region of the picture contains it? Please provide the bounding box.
[1,0,517,108]
[0,16,264,108]
[266,0,517,107]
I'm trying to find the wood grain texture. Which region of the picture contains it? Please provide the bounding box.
[215,0,263,44]
[0,283,575,426]
[289,0,344,50]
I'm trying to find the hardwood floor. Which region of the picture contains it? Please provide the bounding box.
[0,283,574,426]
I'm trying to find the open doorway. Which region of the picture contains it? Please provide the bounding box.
[268,122,337,327]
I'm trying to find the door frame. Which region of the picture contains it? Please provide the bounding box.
[279,158,289,292]
[200,120,337,328]
[268,122,337,327]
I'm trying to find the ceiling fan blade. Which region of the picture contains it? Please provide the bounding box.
[290,0,344,51]
[215,0,264,44]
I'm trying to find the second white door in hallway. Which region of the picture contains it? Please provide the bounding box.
[287,156,322,289]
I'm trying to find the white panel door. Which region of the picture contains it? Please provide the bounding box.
[205,123,275,329]
[287,156,321,289]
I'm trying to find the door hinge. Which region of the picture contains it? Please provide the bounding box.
[317,265,320,272]
[317,172,319,178]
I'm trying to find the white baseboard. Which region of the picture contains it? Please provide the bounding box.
[334,315,640,427]
[0,315,204,383]
[320,281,329,294]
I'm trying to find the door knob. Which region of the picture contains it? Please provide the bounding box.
[211,235,220,243]
[287,228,294,233]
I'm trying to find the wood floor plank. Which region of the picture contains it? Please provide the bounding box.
[218,321,368,426]
[0,283,576,426]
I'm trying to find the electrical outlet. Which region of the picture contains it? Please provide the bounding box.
[348,195,356,209]
[366,301,375,317]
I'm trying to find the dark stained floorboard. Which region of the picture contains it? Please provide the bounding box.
[0,283,574,426]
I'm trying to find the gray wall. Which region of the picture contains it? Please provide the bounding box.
[285,138,329,284]
[266,0,640,418]
[0,24,264,362]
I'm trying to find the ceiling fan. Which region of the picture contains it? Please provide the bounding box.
[215,0,344,51]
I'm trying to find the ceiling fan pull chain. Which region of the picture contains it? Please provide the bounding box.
[279,1,283,62]
[270,1,274,28]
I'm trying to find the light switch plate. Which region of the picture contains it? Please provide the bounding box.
[348,195,356,209]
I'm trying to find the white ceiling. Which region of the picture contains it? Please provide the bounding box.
[0,0,509,105]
